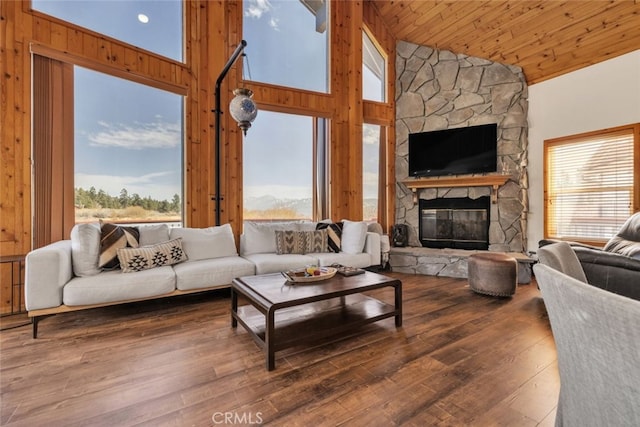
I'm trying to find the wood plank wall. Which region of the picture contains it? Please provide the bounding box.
[0,0,396,268]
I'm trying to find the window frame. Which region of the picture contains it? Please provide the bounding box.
[543,123,640,246]
[362,122,387,223]
[362,26,387,103]
[242,108,330,222]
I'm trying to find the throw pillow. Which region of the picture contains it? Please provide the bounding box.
[99,222,140,270]
[117,238,187,273]
[275,230,306,255]
[341,220,368,254]
[169,224,237,261]
[70,222,102,277]
[139,223,171,246]
[305,229,328,253]
[316,222,343,253]
[242,221,301,254]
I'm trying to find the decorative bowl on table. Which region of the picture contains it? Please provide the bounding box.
[282,266,338,284]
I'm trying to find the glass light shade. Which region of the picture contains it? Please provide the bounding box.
[229,88,258,135]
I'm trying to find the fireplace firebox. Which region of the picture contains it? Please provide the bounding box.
[419,197,490,250]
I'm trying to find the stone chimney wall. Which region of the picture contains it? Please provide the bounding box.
[395,41,529,252]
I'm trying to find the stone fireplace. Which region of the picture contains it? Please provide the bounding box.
[394,41,529,254]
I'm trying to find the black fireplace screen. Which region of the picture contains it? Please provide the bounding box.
[419,197,490,250]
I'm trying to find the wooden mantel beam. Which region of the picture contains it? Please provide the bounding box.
[401,173,510,204]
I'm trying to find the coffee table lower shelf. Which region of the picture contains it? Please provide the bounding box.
[233,294,398,368]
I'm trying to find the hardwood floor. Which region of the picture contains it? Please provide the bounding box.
[0,273,559,426]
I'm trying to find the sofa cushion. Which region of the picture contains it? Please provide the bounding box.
[139,223,171,246]
[173,256,255,291]
[70,222,102,277]
[63,266,175,306]
[243,221,300,255]
[117,238,188,273]
[316,222,343,253]
[99,222,140,270]
[315,252,372,269]
[341,220,368,254]
[297,221,319,232]
[242,253,317,275]
[275,230,306,255]
[169,224,237,261]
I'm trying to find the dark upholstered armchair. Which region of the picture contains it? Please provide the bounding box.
[539,212,640,301]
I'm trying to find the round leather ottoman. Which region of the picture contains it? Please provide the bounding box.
[467,252,517,297]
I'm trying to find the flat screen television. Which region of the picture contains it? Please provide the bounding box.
[408,123,498,177]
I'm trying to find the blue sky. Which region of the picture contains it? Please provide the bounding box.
[74,68,183,201]
[34,0,381,203]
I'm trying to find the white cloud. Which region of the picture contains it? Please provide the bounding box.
[88,120,181,150]
[75,171,181,201]
[245,0,272,19]
[269,17,280,31]
[363,124,380,145]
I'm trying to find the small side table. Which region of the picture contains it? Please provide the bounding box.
[1,255,27,316]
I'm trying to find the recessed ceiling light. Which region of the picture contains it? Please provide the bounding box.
[138,13,149,24]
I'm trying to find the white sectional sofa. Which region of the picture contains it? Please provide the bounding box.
[25,220,382,337]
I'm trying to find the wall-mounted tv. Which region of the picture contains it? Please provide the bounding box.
[408,123,498,178]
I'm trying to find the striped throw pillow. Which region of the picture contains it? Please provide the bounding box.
[316,222,343,253]
[99,222,140,270]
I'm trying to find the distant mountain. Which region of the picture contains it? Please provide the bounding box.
[245,195,379,221]
[245,195,312,217]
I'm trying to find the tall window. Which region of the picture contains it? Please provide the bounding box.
[31,0,183,62]
[243,0,329,93]
[363,29,386,102]
[32,57,184,248]
[74,67,184,225]
[363,124,382,221]
[243,111,327,221]
[545,124,639,244]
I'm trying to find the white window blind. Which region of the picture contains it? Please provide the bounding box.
[546,130,634,241]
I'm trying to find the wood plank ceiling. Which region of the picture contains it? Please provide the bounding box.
[369,0,640,84]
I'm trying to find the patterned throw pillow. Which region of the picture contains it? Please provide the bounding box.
[99,222,140,270]
[316,222,343,253]
[117,238,188,273]
[275,230,306,255]
[305,229,328,253]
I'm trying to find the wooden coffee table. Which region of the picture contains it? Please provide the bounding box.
[231,271,402,370]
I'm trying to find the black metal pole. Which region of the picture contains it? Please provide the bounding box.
[214,40,247,226]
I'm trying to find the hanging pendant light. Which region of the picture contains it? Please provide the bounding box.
[229,88,258,135]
